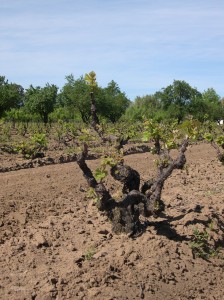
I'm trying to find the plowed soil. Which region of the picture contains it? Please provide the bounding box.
[0,143,224,300]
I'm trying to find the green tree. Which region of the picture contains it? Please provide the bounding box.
[101,80,130,122]
[187,97,209,121]
[187,88,223,122]
[61,74,130,123]
[4,107,36,124]
[25,83,58,123]
[155,80,201,122]
[123,95,160,121]
[60,74,91,123]
[0,76,24,117]
[49,107,79,122]
[202,88,223,121]
[202,88,220,104]
[206,101,224,122]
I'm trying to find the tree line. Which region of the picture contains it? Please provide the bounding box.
[0,74,130,124]
[0,74,224,123]
[125,80,224,123]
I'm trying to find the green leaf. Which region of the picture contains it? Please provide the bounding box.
[101,157,117,167]
[165,140,177,150]
[94,168,108,181]
[216,136,224,147]
[85,71,97,87]
[203,133,213,142]
[142,131,150,142]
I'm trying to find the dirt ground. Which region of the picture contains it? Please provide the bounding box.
[0,142,224,300]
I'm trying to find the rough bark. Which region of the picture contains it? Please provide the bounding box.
[150,139,188,204]
[110,162,140,194]
[77,139,189,236]
[89,92,131,149]
[90,92,100,130]
[77,144,151,234]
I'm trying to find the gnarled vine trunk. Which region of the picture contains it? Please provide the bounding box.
[77,139,188,236]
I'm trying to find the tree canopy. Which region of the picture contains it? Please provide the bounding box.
[0,76,24,117]
[1,74,223,124]
[60,74,130,123]
[154,80,202,122]
[124,80,224,123]
[24,83,58,123]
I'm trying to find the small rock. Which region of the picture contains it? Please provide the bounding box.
[194,204,203,212]
[32,232,50,248]
[93,251,108,259]
[98,229,109,235]
[50,277,58,285]
[74,251,85,267]
[68,244,77,251]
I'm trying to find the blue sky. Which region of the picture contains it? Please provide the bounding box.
[1,0,224,100]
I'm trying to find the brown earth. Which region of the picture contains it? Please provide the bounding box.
[0,143,224,300]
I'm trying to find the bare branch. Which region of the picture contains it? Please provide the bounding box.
[77,136,189,235]
[90,92,100,130]
[150,139,188,205]
[76,143,97,188]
